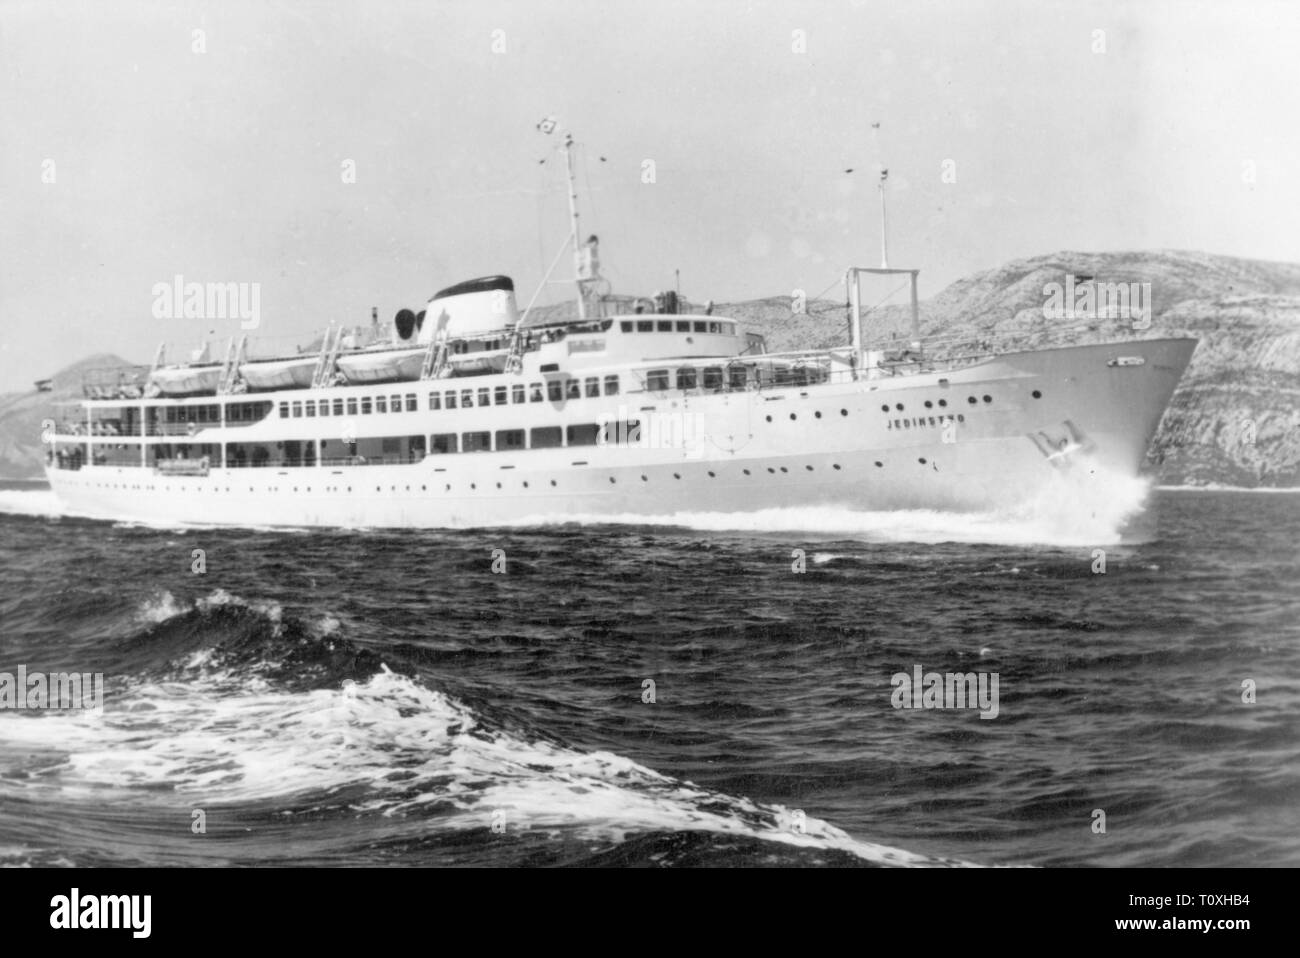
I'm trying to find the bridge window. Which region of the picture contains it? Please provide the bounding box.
[566,423,601,446]
[547,381,563,402]
[405,394,417,412]
[376,396,387,414]
[647,369,669,391]
[477,387,490,407]
[676,320,691,332]
[636,320,653,333]
[361,397,372,415]
[604,375,620,396]
[390,394,401,412]
[677,367,698,390]
[429,392,441,410]
[462,431,491,453]
[585,377,600,398]
[292,401,302,418]
[305,401,316,417]
[657,320,673,332]
[512,384,525,404]
[317,400,329,417]
[495,386,508,406]
[620,321,634,333]
[346,398,358,415]
[566,379,581,400]
[703,367,724,390]
[279,403,289,418]
[693,321,707,333]
[496,429,525,450]
[444,391,457,409]
[530,382,543,402]
[461,389,474,408]
[333,399,344,416]
[729,366,749,389]
[530,426,562,449]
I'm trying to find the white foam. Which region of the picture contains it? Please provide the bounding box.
[0,663,960,866]
[0,488,67,519]
[510,464,1153,546]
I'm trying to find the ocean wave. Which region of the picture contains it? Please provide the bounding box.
[0,596,967,866]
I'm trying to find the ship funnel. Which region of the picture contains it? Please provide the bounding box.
[394,308,417,340]
[419,276,519,343]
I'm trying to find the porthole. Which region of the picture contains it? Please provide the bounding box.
[550,480,557,487]
[840,408,848,416]
[832,464,842,470]
[523,481,529,488]
[767,467,776,474]
[968,396,977,404]
[938,399,947,407]
[924,400,933,409]
[895,403,904,411]
[673,473,681,479]
[708,471,716,478]
[881,404,889,413]
[470,483,476,489]
[874,461,883,468]
[983,395,992,403]
[446,484,451,491]
[765,415,772,423]
[421,485,426,491]
[789,413,797,421]
[918,457,927,465]
[957,414,965,423]
[805,465,814,471]
[496,482,501,489]
[743,469,751,475]
[1032,390,1042,399]
[609,477,616,484]
[779,466,788,473]
[640,475,647,482]
[814,411,822,419]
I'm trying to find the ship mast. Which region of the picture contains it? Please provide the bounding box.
[561,132,587,320]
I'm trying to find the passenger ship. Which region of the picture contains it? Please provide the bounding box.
[45,134,1196,529]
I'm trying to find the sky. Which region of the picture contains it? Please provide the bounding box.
[1,0,1297,391]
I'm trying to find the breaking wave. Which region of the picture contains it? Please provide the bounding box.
[0,591,966,867]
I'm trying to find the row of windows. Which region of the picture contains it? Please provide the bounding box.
[430,375,621,410]
[646,366,742,392]
[82,457,948,494]
[280,394,420,419]
[620,319,735,335]
[277,375,628,419]
[879,394,996,413]
[429,422,633,454]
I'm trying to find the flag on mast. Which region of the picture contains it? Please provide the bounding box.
[536,115,557,134]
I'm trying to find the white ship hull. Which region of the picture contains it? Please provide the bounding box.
[47,339,1196,529]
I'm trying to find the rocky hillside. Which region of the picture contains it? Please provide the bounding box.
[0,354,131,479]
[4,251,1297,486]
[710,251,1300,488]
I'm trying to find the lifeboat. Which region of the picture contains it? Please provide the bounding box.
[148,364,223,396]
[239,355,318,390]
[335,346,426,384]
